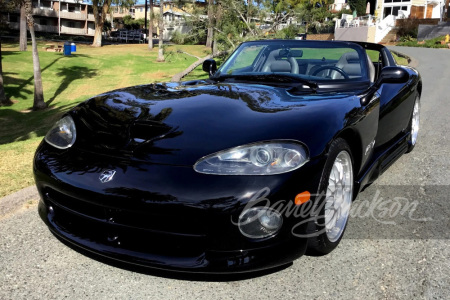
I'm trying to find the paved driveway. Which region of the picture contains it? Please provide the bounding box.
[0,46,449,299]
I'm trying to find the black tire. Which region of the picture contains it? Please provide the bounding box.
[406,95,420,153]
[306,138,354,255]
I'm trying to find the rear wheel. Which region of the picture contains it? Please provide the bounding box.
[307,138,353,255]
[407,96,420,153]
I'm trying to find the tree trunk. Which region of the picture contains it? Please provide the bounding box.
[148,0,153,49]
[156,5,164,62]
[0,38,10,106]
[20,5,27,51]
[446,0,450,19]
[212,38,218,56]
[205,0,214,48]
[25,5,46,110]
[171,51,227,82]
[92,21,103,47]
[91,0,110,47]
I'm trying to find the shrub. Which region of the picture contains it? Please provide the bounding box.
[170,30,185,44]
[396,18,420,38]
[336,8,353,19]
[348,0,366,16]
[397,35,448,48]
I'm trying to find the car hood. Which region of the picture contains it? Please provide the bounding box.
[73,82,361,166]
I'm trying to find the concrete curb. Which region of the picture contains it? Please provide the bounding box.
[389,49,419,68]
[0,186,39,217]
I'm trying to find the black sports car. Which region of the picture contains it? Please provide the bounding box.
[34,40,421,273]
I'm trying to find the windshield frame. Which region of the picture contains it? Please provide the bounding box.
[212,40,371,85]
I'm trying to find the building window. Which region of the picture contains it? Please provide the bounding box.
[383,5,408,16]
[140,7,143,12]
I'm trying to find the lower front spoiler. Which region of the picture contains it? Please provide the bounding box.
[39,200,307,274]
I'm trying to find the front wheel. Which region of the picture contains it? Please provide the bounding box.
[307,138,354,255]
[407,96,420,153]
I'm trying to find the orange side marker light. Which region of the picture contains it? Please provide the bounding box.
[295,191,310,205]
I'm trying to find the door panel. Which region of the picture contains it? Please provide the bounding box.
[375,82,415,147]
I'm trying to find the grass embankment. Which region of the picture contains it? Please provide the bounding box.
[397,36,449,49]
[0,42,409,197]
[0,42,210,197]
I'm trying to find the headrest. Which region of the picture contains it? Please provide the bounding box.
[341,52,360,64]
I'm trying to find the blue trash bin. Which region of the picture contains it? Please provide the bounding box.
[63,42,71,56]
[70,43,76,52]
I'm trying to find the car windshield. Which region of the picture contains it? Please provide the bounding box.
[213,40,369,85]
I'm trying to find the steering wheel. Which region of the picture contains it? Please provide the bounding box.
[311,66,349,79]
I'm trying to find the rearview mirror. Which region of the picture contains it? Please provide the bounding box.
[375,66,409,86]
[203,59,217,76]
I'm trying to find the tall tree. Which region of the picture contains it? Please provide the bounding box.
[148,0,154,49]
[1,0,14,105]
[0,38,9,106]
[24,0,46,110]
[92,0,136,47]
[156,3,164,62]
[205,0,214,48]
[348,0,366,16]
[92,0,111,47]
[19,5,27,51]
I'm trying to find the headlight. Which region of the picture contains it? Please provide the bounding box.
[193,140,309,175]
[44,115,77,149]
[238,207,283,239]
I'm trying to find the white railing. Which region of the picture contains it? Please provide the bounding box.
[335,14,375,28]
[375,14,396,43]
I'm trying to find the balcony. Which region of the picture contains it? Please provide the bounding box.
[87,14,95,21]
[34,24,58,33]
[60,11,87,20]
[7,22,57,33]
[32,8,57,17]
[8,22,19,30]
[60,27,94,36]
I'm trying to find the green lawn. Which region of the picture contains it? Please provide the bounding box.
[0,42,210,197]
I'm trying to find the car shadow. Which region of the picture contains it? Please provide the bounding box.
[52,232,292,281]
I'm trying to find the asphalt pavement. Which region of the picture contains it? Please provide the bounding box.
[0,46,449,299]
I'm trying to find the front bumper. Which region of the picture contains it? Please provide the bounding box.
[34,142,324,273]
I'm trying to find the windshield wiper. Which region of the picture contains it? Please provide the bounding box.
[213,73,319,93]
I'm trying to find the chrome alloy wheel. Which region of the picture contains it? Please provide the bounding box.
[411,98,420,146]
[324,150,353,243]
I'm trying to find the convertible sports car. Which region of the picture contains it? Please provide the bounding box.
[34,40,421,273]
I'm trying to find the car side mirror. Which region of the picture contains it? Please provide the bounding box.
[203,59,217,77]
[375,66,409,87]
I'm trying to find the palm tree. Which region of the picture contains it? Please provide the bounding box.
[20,5,27,51]
[0,38,10,106]
[25,0,46,110]
[156,3,164,62]
[206,0,214,49]
[148,0,154,49]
